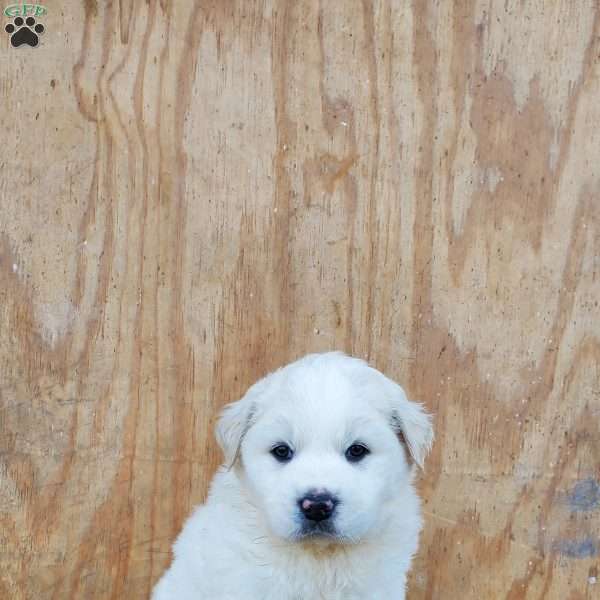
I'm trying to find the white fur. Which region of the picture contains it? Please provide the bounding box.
[152,352,433,600]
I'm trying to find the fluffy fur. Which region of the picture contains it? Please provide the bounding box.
[152,352,433,600]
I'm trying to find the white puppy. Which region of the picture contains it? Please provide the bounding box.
[152,352,433,600]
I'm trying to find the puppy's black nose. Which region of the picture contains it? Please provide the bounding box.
[298,492,338,522]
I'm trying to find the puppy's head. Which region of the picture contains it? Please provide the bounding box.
[216,352,433,544]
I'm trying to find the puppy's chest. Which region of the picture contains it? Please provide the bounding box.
[240,555,394,600]
[247,577,398,600]
[249,574,368,600]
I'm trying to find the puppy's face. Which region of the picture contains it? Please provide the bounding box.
[216,353,433,544]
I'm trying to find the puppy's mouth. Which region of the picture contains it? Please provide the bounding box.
[295,520,340,541]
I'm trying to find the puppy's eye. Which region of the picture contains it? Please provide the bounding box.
[271,444,294,462]
[345,444,370,463]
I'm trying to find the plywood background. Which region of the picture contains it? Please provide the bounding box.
[1,1,599,598]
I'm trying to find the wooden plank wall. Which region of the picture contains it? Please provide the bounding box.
[1,1,598,598]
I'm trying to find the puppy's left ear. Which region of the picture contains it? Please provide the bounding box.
[215,395,256,468]
[383,377,434,470]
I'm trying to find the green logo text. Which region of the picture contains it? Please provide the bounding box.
[4,3,46,17]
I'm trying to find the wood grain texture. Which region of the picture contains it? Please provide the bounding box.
[1,1,598,598]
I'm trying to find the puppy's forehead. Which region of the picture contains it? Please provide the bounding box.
[287,360,355,399]
[257,362,385,438]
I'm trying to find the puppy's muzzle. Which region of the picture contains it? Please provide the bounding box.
[298,492,338,522]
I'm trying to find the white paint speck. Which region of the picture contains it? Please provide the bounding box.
[589,576,597,585]
[314,328,320,335]
[341,121,348,127]
[12,263,18,272]
[35,300,76,347]
[481,166,503,193]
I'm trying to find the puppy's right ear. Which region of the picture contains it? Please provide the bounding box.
[215,395,256,468]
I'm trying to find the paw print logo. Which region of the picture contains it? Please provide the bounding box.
[5,16,45,47]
